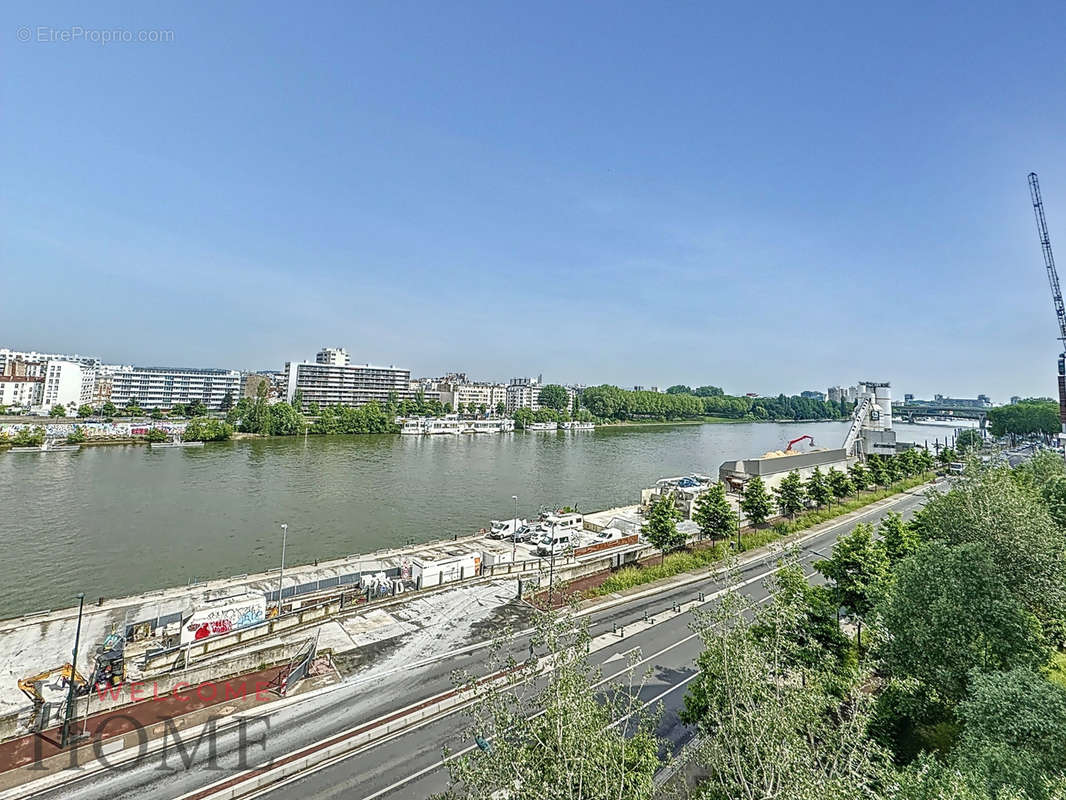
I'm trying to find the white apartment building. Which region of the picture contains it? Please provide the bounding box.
[438,381,507,412]
[285,356,411,409]
[316,347,350,367]
[40,360,97,412]
[504,378,577,414]
[110,366,242,410]
[0,348,99,375]
[0,376,44,409]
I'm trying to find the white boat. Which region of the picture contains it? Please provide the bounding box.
[425,418,463,435]
[526,422,558,431]
[560,421,595,431]
[400,419,426,435]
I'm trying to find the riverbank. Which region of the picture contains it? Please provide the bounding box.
[0,421,960,616]
[531,471,938,607]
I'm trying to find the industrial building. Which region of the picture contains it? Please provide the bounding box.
[720,380,898,493]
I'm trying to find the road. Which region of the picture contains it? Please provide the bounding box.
[18,485,933,800]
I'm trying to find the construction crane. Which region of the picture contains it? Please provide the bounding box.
[1028,172,1066,434]
[784,435,815,451]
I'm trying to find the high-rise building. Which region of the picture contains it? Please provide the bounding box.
[285,353,411,409]
[110,366,242,410]
[316,347,350,367]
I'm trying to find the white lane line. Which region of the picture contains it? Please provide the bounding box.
[311,570,821,800]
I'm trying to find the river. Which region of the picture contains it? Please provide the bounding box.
[1,421,963,616]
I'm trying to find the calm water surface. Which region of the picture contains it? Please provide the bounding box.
[1,421,959,615]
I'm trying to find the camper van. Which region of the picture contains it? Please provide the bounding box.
[541,513,584,534]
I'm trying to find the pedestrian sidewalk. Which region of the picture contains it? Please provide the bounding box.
[0,665,290,788]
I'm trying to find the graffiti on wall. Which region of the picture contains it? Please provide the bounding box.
[180,597,266,644]
[0,421,188,439]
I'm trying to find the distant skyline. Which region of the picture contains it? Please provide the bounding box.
[3,1,1065,399]
[0,339,1029,404]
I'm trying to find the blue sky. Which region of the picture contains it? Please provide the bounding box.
[2,2,1064,401]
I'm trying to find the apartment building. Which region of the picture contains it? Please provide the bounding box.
[504,377,577,414]
[438,380,507,412]
[284,353,411,409]
[40,360,97,412]
[0,376,44,409]
[110,366,242,410]
[316,347,350,366]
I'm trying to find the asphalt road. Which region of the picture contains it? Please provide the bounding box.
[20,485,932,800]
[250,486,933,800]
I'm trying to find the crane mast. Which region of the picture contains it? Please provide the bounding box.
[1028,172,1066,433]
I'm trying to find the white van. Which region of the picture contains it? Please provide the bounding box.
[536,530,573,557]
[488,518,527,539]
[542,513,584,534]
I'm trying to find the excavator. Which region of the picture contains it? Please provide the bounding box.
[18,663,88,727]
[785,435,815,452]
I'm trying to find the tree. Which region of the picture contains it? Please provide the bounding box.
[910,466,1066,629]
[642,492,685,562]
[951,668,1066,800]
[77,404,94,418]
[694,385,724,397]
[988,399,1060,437]
[478,403,487,416]
[828,467,853,502]
[849,461,871,493]
[170,403,187,418]
[740,475,773,528]
[145,428,168,443]
[187,399,208,417]
[937,446,958,465]
[494,401,505,417]
[220,391,234,411]
[268,402,305,435]
[806,466,831,507]
[49,404,66,417]
[692,483,738,544]
[815,523,888,647]
[65,428,86,444]
[13,426,45,447]
[665,384,692,395]
[513,407,534,430]
[879,511,919,565]
[100,401,116,417]
[306,401,320,415]
[868,457,889,487]
[150,408,164,420]
[443,613,661,800]
[182,417,233,442]
[879,541,1048,706]
[773,470,807,518]
[291,389,303,411]
[537,384,569,412]
[679,574,892,800]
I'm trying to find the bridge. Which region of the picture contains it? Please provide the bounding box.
[894,403,988,429]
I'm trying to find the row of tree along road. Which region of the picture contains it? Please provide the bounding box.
[438,450,1066,800]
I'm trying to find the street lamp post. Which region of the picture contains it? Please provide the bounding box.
[547,524,557,608]
[511,495,518,562]
[278,523,288,613]
[61,592,85,748]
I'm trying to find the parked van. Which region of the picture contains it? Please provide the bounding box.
[487,518,527,539]
[542,513,584,534]
[536,530,573,557]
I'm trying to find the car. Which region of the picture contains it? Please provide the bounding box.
[511,524,539,543]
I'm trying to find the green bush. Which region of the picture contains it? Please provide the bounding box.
[65,428,87,444]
